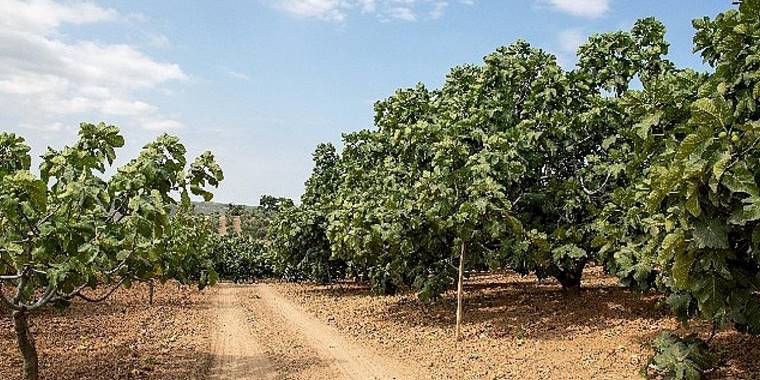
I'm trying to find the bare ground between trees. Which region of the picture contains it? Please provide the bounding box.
[273,267,760,380]
[0,282,214,380]
[215,283,412,379]
[0,282,413,380]
[2,270,760,379]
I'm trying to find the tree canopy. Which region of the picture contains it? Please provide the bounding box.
[0,123,223,380]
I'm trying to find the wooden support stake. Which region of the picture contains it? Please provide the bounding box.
[456,242,465,341]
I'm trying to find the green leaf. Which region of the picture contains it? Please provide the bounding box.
[676,127,712,160]
[722,165,759,196]
[685,182,701,217]
[602,135,617,150]
[690,97,729,129]
[729,196,760,225]
[116,250,131,261]
[661,230,685,263]
[634,112,662,140]
[673,250,694,289]
[648,332,716,380]
[710,150,732,190]
[693,275,724,319]
[691,219,729,249]
[666,294,694,323]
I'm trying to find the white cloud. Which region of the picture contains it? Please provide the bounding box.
[357,0,376,13]
[227,70,251,81]
[145,33,171,48]
[429,1,448,19]
[542,0,610,18]
[19,121,69,132]
[554,29,587,70]
[273,0,472,22]
[0,0,116,34]
[141,118,183,131]
[0,0,186,131]
[277,0,347,22]
[557,28,586,54]
[101,99,157,116]
[387,6,416,22]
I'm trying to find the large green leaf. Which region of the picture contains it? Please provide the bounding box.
[691,219,729,249]
[690,97,729,129]
[722,165,759,196]
[729,196,760,225]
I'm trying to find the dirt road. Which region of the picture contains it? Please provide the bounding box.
[209,283,411,380]
[209,285,277,380]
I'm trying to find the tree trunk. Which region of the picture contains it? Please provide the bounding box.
[13,310,39,380]
[555,261,586,292]
[148,281,155,306]
[455,242,465,341]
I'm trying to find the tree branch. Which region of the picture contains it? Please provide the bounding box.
[18,207,40,237]
[35,204,62,230]
[0,283,21,311]
[11,267,29,305]
[22,283,58,311]
[579,172,612,196]
[74,277,127,303]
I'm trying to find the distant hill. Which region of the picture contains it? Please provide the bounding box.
[191,201,257,215]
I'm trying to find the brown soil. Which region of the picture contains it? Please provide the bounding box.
[0,282,215,380]
[2,269,758,380]
[226,282,411,379]
[208,284,276,379]
[272,267,760,380]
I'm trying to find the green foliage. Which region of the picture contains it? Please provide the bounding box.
[0,133,32,176]
[0,123,222,379]
[267,3,759,350]
[211,235,273,282]
[646,332,716,380]
[604,0,760,334]
[0,122,223,312]
[269,144,347,284]
[323,21,673,296]
[5,4,758,379]
[259,195,294,214]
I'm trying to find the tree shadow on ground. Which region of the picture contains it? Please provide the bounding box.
[275,280,376,299]
[2,347,213,380]
[1,282,214,380]
[707,332,760,379]
[390,283,669,342]
[295,268,672,341]
[14,284,217,321]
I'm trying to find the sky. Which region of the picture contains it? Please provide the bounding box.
[0,0,733,205]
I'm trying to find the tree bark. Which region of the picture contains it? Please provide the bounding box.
[13,310,39,380]
[555,261,586,292]
[148,281,154,306]
[455,242,465,341]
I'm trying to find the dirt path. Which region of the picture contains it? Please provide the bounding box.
[209,285,277,380]
[256,284,409,380]
[209,283,410,380]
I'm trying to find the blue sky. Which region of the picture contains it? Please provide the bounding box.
[0,0,732,205]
